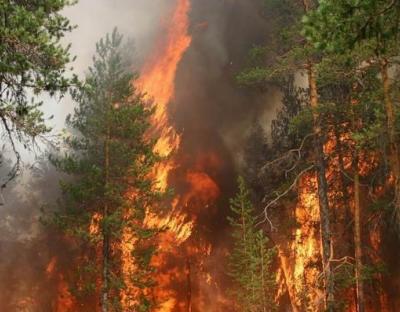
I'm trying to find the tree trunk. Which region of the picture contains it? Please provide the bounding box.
[381,59,400,231]
[350,77,366,312]
[353,160,365,312]
[333,122,352,253]
[307,62,335,311]
[101,122,111,312]
[333,122,351,221]
[301,1,335,309]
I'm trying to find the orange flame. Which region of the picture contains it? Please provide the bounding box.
[46,257,75,312]
[138,0,193,246]
[137,0,192,192]
[127,0,193,311]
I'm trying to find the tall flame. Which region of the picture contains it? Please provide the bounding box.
[137,0,193,248]
[137,0,192,192]
[135,0,193,311]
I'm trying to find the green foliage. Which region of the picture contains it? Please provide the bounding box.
[227,177,277,312]
[303,0,400,55]
[288,107,313,137]
[236,67,270,87]
[0,0,77,184]
[51,29,161,311]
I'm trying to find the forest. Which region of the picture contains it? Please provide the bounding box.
[0,0,399,311]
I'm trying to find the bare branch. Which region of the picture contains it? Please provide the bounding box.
[260,133,314,174]
[257,164,315,230]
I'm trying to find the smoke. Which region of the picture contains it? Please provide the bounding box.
[173,0,278,215]
[175,0,281,168]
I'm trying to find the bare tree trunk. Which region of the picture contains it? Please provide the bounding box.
[333,122,351,226]
[350,77,366,312]
[381,59,400,230]
[101,123,111,312]
[353,159,365,312]
[301,1,335,309]
[307,63,335,312]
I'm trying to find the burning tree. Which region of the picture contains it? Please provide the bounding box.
[51,29,162,312]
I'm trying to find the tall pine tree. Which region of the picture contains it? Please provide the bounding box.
[51,29,161,312]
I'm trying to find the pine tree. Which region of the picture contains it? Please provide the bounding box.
[0,0,76,186]
[227,177,276,312]
[51,29,160,312]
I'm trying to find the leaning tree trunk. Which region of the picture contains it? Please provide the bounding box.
[307,62,335,312]
[380,58,400,231]
[102,121,111,312]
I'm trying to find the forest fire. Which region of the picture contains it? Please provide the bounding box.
[3,1,400,311]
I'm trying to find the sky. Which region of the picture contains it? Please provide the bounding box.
[44,0,171,131]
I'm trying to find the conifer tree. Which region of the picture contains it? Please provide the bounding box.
[0,0,76,186]
[227,177,276,312]
[51,29,160,312]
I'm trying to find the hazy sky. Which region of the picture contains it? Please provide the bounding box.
[44,0,171,130]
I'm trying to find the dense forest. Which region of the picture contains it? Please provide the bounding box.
[0,0,399,311]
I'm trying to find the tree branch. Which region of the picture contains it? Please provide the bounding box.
[257,164,315,231]
[0,114,21,189]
